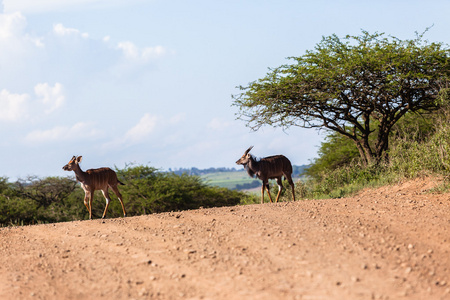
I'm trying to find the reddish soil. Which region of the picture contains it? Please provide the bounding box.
[0,177,449,300]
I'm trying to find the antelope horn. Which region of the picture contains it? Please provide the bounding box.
[244,146,254,155]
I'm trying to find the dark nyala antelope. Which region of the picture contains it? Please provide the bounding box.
[62,156,127,220]
[236,146,296,204]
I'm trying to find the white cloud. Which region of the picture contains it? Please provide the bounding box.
[0,82,65,122]
[0,12,44,86]
[0,89,29,121]
[111,41,173,76]
[124,113,158,143]
[24,122,100,143]
[0,11,43,53]
[53,23,89,38]
[0,11,26,38]
[34,82,65,114]
[117,41,167,63]
[0,10,170,85]
[101,113,160,150]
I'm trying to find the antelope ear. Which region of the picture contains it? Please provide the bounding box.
[76,156,83,163]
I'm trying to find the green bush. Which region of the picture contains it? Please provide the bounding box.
[388,122,450,178]
[115,164,244,215]
[0,195,38,226]
[306,132,360,178]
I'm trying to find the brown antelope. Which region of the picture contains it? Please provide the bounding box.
[62,156,127,220]
[236,146,296,204]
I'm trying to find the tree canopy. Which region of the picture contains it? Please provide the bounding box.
[233,30,450,164]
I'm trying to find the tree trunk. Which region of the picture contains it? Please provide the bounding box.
[355,140,375,166]
[375,127,391,164]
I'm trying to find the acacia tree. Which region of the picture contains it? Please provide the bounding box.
[15,176,77,208]
[233,31,450,165]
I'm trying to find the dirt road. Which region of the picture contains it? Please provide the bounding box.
[1,177,449,299]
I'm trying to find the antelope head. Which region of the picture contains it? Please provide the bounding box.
[63,155,82,171]
[236,146,254,165]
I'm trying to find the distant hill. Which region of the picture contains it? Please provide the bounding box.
[168,165,309,190]
[168,167,239,176]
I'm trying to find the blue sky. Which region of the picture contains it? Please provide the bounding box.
[1,0,450,180]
